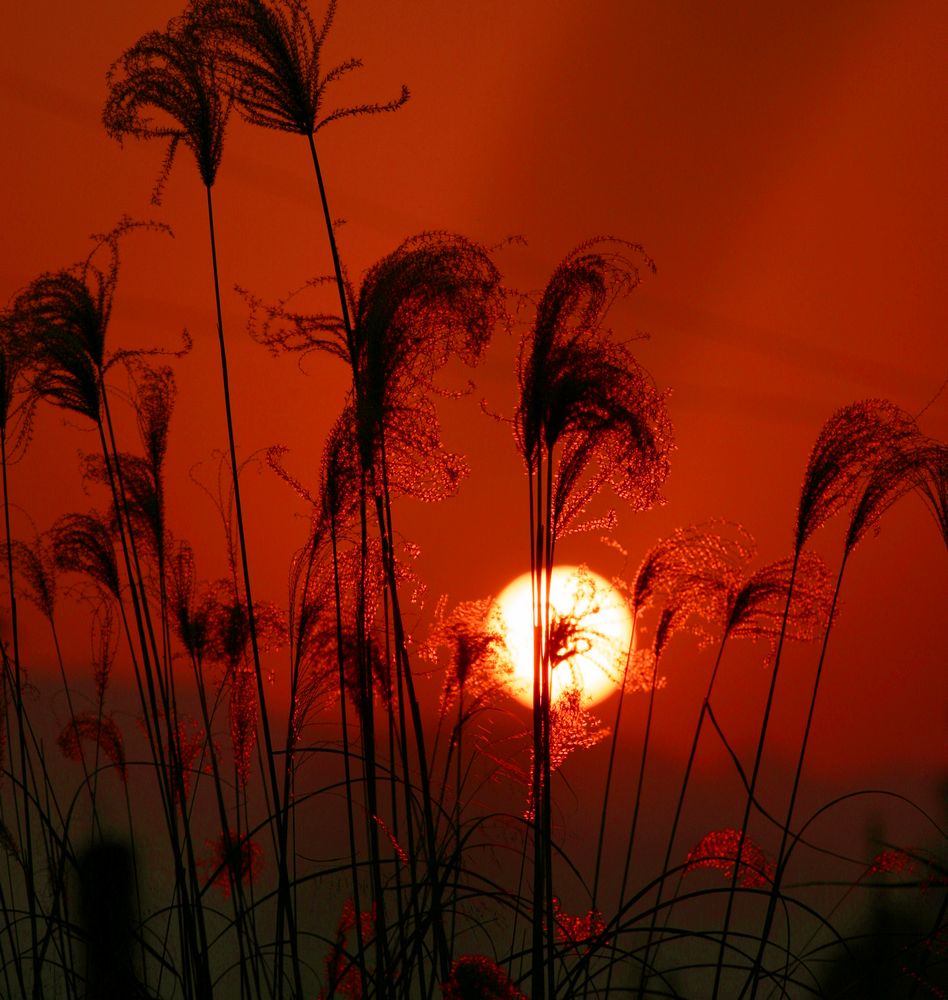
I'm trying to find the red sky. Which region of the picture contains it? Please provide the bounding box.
[1,1,945,851]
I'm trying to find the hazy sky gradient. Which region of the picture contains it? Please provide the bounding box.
[2,1,945,849]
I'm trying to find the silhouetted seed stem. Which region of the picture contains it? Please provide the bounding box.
[1,426,41,1000]
[376,453,449,981]
[204,182,301,1000]
[746,552,848,999]
[97,395,213,1000]
[606,644,662,997]
[712,548,801,1000]
[306,134,354,354]
[591,616,639,913]
[637,632,730,999]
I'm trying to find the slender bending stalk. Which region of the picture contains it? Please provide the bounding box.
[377,456,450,981]
[712,550,801,999]
[204,182,303,1000]
[0,426,40,998]
[637,633,730,997]
[95,412,211,1000]
[745,555,848,998]
[303,138,388,987]
[748,425,933,998]
[605,641,662,997]
[542,446,556,1000]
[530,449,547,1000]
[591,619,639,915]
[513,240,670,997]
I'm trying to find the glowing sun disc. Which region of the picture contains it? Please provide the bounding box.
[495,566,632,707]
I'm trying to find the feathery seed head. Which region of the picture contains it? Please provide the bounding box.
[83,451,166,564]
[424,598,512,715]
[5,536,57,622]
[685,828,775,888]
[915,440,948,549]
[202,830,263,896]
[440,954,526,999]
[51,512,121,599]
[194,0,408,137]
[0,310,38,454]
[58,713,127,783]
[134,365,176,476]
[724,552,834,645]
[351,232,504,500]
[516,240,671,534]
[105,14,230,192]
[847,435,944,552]
[796,399,920,552]
[168,540,217,663]
[12,220,164,421]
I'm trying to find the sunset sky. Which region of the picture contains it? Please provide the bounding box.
[1,0,945,864]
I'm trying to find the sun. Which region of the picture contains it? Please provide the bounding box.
[495,566,633,707]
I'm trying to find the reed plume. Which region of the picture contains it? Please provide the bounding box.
[193,0,409,137]
[5,537,57,625]
[684,828,775,889]
[167,540,217,665]
[440,954,527,1000]
[516,237,670,999]
[717,399,922,998]
[51,512,122,600]
[104,13,229,199]
[57,712,128,783]
[107,13,306,984]
[202,830,263,897]
[748,413,944,998]
[426,597,511,718]
[795,398,921,554]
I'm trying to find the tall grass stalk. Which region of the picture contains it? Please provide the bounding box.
[3,8,944,996]
[747,430,937,997]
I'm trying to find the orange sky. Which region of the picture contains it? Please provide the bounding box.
[1,1,946,843]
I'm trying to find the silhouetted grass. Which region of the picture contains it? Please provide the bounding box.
[0,3,944,999]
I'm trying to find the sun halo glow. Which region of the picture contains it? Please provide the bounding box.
[495,566,632,708]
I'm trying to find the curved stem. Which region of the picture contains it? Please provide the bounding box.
[606,643,662,996]
[591,613,640,912]
[745,551,848,999]
[712,548,801,1000]
[637,632,731,997]
[1,426,40,999]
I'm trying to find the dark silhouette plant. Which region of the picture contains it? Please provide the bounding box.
[714,398,925,999]
[105,16,306,990]
[746,415,945,998]
[11,224,216,1000]
[2,6,944,998]
[514,237,672,1000]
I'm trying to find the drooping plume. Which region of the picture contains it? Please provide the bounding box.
[11,221,168,421]
[5,536,57,623]
[723,552,835,645]
[631,522,754,657]
[685,828,775,889]
[440,954,527,1000]
[104,13,230,196]
[58,713,128,783]
[194,0,408,137]
[516,239,672,535]
[424,597,512,717]
[795,399,920,553]
[847,436,947,552]
[202,830,263,897]
[51,512,121,600]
